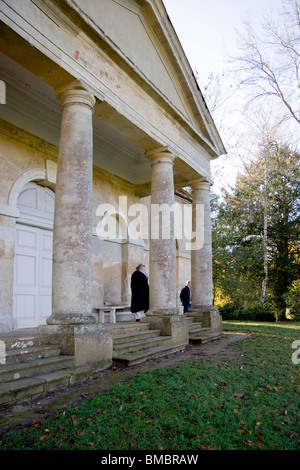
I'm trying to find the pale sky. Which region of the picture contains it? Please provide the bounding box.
[163,0,283,84]
[162,0,285,192]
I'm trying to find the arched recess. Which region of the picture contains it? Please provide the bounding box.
[96,208,147,306]
[12,177,55,329]
[8,169,47,208]
[101,211,128,305]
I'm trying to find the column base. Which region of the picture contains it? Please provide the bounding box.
[188,305,223,333]
[47,312,97,325]
[146,307,181,316]
[39,323,112,369]
[143,311,188,346]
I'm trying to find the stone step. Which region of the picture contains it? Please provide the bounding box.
[109,321,182,366]
[112,329,162,345]
[113,341,187,366]
[105,321,151,336]
[100,311,135,323]
[188,322,206,332]
[0,327,84,406]
[186,317,223,344]
[0,328,44,351]
[113,335,171,355]
[0,376,46,405]
[5,344,62,365]
[0,355,75,382]
[189,331,223,343]
[0,364,95,406]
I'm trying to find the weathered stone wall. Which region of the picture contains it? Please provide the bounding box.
[0,124,57,331]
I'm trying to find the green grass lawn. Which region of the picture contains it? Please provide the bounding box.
[1,322,299,450]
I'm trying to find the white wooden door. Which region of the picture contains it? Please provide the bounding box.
[13,183,54,329]
[13,225,53,328]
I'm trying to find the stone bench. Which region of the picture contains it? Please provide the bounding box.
[95,304,131,323]
[0,340,5,365]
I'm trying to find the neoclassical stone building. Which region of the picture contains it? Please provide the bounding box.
[0,0,225,367]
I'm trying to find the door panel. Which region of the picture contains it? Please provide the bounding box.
[15,254,36,286]
[14,225,39,328]
[13,183,54,329]
[14,224,53,328]
[39,231,53,322]
[15,295,35,320]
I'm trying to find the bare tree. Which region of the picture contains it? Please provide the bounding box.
[231,0,300,128]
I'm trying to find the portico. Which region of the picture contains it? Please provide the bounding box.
[0,0,226,370]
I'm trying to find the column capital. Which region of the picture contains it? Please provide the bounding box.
[188,178,212,190]
[55,79,96,110]
[145,146,175,165]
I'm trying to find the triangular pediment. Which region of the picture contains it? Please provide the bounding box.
[72,0,225,157]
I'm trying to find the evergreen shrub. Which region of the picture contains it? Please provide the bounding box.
[284,280,300,321]
[219,303,275,322]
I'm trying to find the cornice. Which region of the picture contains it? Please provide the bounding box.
[48,0,226,159]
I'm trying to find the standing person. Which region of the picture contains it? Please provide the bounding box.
[180,281,191,313]
[130,263,149,321]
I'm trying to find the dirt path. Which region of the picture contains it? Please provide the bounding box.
[0,332,247,434]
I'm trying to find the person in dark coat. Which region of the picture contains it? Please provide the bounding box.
[130,263,149,321]
[180,281,191,313]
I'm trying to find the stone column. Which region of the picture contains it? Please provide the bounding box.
[190,180,213,308]
[44,81,112,368]
[47,80,96,325]
[146,147,178,314]
[145,147,187,347]
[189,179,222,333]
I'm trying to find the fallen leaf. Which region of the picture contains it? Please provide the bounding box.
[243,440,252,447]
[233,393,245,399]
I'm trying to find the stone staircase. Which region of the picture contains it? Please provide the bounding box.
[0,321,186,406]
[108,321,186,366]
[187,316,223,343]
[0,329,95,406]
[109,317,222,366]
[0,317,222,406]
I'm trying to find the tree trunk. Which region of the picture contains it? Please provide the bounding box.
[260,204,268,305]
[260,158,268,306]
